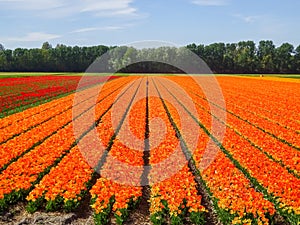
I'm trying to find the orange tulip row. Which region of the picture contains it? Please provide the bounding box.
[149,166,206,225]
[26,146,93,212]
[90,178,142,224]
[25,80,132,212]
[219,89,300,134]
[148,80,206,225]
[0,122,75,210]
[155,77,277,225]
[0,77,132,171]
[0,92,73,130]
[218,105,300,177]
[0,87,89,144]
[174,78,300,177]
[0,77,136,211]
[166,76,300,221]
[25,77,140,212]
[220,97,300,149]
[0,78,123,144]
[218,76,300,125]
[90,78,145,224]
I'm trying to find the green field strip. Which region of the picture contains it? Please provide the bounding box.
[0,73,69,78]
[157,78,299,225]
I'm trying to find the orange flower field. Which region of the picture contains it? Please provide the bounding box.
[0,75,299,225]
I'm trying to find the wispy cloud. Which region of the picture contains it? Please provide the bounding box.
[191,0,229,6]
[233,14,261,23]
[0,0,138,17]
[81,0,137,16]
[71,26,123,33]
[6,32,61,42]
[0,0,64,10]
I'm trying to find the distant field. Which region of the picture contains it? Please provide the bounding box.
[0,72,69,78]
[0,73,129,78]
[1,72,300,78]
[216,73,300,78]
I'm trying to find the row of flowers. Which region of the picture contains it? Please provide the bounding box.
[24,78,131,212]
[0,75,118,117]
[221,87,300,135]
[0,77,131,171]
[0,122,75,211]
[167,76,300,224]
[147,82,206,225]
[0,93,74,144]
[0,77,134,212]
[158,76,279,225]
[218,76,300,131]
[90,78,145,224]
[176,80,300,177]
[0,79,113,141]
[0,76,125,137]
[0,91,74,130]
[223,95,300,149]
[26,146,94,212]
[221,106,300,177]
[0,76,81,116]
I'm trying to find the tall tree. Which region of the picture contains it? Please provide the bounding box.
[223,43,237,73]
[257,40,275,73]
[0,44,4,51]
[293,45,300,73]
[235,41,257,73]
[204,43,226,73]
[42,42,52,50]
[275,43,294,73]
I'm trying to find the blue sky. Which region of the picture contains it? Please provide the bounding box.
[0,0,299,49]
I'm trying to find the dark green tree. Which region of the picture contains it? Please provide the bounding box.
[0,44,4,51]
[235,41,258,73]
[257,40,276,73]
[275,43,294,73]
[42,42,52,50]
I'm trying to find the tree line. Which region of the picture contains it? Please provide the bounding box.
[0,40,299,73]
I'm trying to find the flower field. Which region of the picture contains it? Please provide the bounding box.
[0,75,117,118]
[0,75,299,225]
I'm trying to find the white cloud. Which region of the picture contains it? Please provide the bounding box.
[7,32,61,42]
[191,0,228,6]
[0,0,138,17]
[81,0,133,12]
[0,0,65,10]
[71,26,123,33]
[233,14,261,23]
